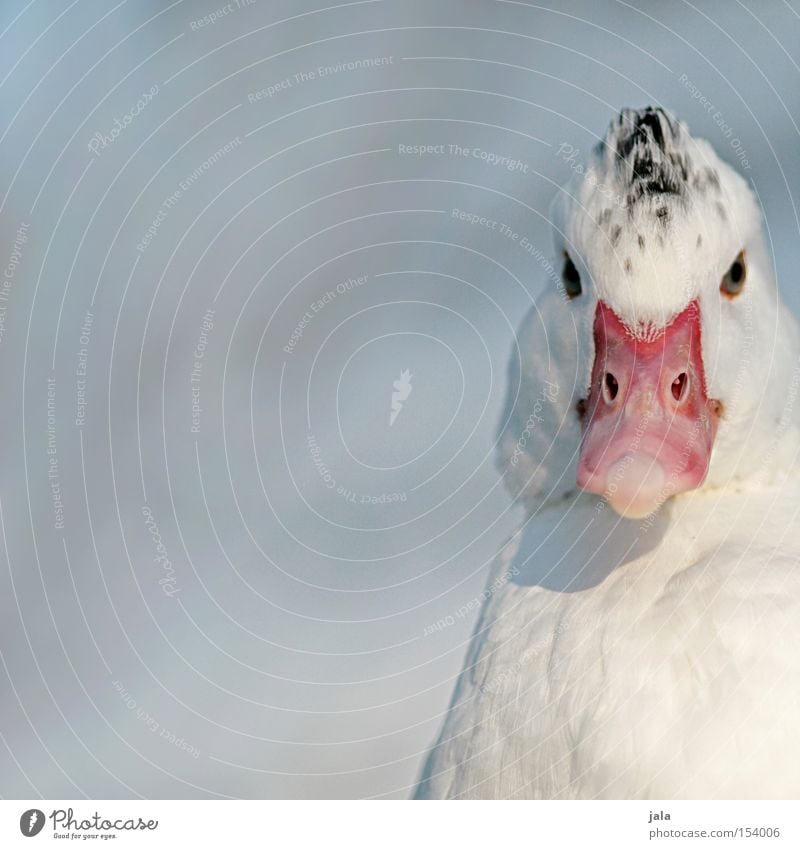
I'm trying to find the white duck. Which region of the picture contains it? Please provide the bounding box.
[415,107,800,799]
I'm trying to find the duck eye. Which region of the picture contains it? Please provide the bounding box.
[562,252,582,299]
[720,250,746,298]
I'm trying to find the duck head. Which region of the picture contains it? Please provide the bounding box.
[498,107,800,519]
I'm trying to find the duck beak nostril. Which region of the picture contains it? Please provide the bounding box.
[603,372,619,403]
[671,372,689,403]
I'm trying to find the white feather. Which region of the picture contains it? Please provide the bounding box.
[417,108,800,799]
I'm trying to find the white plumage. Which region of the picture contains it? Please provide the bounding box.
[416,108,800,799]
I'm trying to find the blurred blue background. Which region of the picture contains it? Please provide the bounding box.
[0,0,799,798]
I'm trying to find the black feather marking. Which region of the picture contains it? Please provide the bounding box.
[696,234,702,248]
[612,107,687,203]
[624,257,633,274]
[638,234,645,249]
[611,225,622,245]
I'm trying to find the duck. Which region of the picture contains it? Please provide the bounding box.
[415,107,800,799]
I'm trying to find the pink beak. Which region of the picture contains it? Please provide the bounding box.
[576,299,721,519]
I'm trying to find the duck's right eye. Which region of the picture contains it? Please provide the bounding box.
[562,252,582,299]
